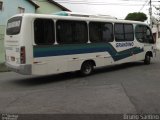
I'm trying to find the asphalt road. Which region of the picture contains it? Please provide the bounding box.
[0,52,160,114]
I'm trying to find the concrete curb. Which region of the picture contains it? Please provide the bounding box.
[0,63,10,72]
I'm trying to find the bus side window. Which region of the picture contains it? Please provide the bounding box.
[34,19,55,45]
[103,23,113,42]
[89,22,113,43]
[114,23,134,42]
[56,20,88,44]
[114,23,124,42]
[124,24,134,41]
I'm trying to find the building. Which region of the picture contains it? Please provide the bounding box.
[152,24,160,50]
[0,0,70,63]
[0,0,39,63]
[35,0,70,14]
[0,0,39,39]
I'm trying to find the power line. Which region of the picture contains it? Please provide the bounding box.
[54,0,160,4]
[149,0,152,27]
[139,0,149,12]
[55,0,148,2]
[53,0,149,6]
[32,0,158,6]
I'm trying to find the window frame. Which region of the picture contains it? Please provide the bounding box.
[56,20,88,44]
[114,23,134,42]
[89,21,114,43]
[18,7,25,13]
[34,18,55,45]
[124,24,134,41]
[6,16,22,35]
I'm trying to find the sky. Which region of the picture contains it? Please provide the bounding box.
[54,0,160,21]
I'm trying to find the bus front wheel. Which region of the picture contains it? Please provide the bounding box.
[80,61,94,76]
[144,53,151,65]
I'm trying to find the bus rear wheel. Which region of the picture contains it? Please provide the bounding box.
[144,53,151,65]
[80,61,94,76]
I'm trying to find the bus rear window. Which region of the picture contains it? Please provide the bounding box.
[6,16,22,35]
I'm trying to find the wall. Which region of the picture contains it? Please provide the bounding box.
[35,0,63,14]
[0,0,35,25]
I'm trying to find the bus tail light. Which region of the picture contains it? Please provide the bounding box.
[20,46,26,64]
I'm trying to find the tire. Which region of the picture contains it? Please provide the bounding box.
[80,62,94,76]
[144,54,151,65]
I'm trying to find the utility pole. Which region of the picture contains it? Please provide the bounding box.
[149,0,152,28]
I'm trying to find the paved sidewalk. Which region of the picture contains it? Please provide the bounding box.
[0,40,5,63]
[0,63,9,72]
[0,40,8,72]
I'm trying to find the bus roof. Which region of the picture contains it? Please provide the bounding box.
[11,13,147,25]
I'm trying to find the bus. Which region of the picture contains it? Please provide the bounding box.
[4,13,156,76]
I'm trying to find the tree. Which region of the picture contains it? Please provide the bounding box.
[125,12,147,22]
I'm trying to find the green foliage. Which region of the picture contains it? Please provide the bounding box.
[125,12,147,22]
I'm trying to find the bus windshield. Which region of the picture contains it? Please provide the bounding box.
[6,16,22,35]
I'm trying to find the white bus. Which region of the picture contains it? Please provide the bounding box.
[4,13,156,75]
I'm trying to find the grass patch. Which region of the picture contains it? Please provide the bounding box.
[0,63,10,72]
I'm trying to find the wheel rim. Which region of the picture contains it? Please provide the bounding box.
[83,65,92,74]
[146,55,150,62]
[144,55,151,64]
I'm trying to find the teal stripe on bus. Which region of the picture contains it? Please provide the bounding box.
[33,43,144,61]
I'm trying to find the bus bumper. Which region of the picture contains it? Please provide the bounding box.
[5,62,32,75]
